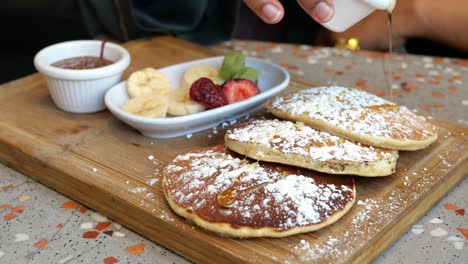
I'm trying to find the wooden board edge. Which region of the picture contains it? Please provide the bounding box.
[350,161,468,264]
[0,73,44,89]
[0,125,264,264]
[430,118,468,135]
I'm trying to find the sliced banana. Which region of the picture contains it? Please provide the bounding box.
[122,94,169,118]
[180,65,224,92]
[127,68,171,98]
[167,89,205,116]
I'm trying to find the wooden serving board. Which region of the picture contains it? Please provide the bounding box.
[0,37,466,263]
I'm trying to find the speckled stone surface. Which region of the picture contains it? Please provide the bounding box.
[0,40,467,263]
[0,163,190,264]
[377,179,467,264]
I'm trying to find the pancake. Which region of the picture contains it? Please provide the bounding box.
[225,119,398,177]
[162,145,355,238]
[266,86,438,151]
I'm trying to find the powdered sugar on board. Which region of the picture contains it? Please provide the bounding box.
[226,119,396,163]
[163,146,355,232]
[286,195,406,262]
[283,145,461,263]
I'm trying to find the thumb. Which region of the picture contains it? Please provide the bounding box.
[243,0,284,24]
[297,0,334,23]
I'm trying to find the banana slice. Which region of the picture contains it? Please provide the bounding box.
[180,65,224,92]
[168,89,205,116]
[122,94,169,118]
[127,68,171,98]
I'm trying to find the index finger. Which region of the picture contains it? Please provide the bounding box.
[243,0,285,24]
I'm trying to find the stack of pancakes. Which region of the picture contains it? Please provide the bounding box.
[162,86,438,238]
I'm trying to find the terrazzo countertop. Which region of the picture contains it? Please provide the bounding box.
[0,39,467,263]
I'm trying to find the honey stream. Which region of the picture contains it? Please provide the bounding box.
[386,0,397,102]
[386,11,394,102]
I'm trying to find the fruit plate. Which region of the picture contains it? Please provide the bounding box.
[104,56,290,138]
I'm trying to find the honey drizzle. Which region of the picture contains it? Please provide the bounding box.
[386,10,394,102]
[217,162,265,208]
[365,104,399,112]
[217,183,239,207]
[217,181,269,208]
[358,103,400,121]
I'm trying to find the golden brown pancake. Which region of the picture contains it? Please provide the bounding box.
[225,119,398,177]
[266,86,438,150]
[162,145,355,238]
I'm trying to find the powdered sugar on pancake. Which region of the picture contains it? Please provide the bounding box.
[163,146,354,231]
[226,119,395,162]
[273,86,347,115]
[270,86,437,140]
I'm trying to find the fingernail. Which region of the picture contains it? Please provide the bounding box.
[262,4,281,23]
[313,1,333,23]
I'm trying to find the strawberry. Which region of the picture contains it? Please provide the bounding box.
[190,77,228,109]
[222,79,260,104]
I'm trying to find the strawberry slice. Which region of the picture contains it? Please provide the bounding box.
[190,77,228,109]
[222,79,260,104]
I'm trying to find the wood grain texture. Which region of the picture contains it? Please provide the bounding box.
[0,36,466,263]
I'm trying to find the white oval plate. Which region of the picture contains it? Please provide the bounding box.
[104,56,290,138]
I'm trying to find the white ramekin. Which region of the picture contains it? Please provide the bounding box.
[34,40,131,113]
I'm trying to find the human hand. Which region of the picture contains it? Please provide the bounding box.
[243,0,334,24]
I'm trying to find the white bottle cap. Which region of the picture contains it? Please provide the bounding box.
[321,0,392,32]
